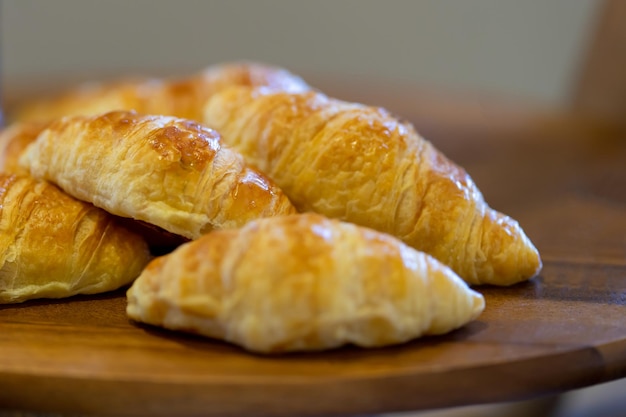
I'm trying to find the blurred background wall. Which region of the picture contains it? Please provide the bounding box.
[1,0,601,105]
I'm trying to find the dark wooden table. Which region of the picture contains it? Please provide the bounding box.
[1,79,625,417]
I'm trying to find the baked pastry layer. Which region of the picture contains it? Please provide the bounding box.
[20,110,297,239]
[13,61,309,123]
[127,213,485,353]
[0,121,48,174]
[0,174,151,304]
[203,87,542,285]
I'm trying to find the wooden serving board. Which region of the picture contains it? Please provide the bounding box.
[1,83,625,416]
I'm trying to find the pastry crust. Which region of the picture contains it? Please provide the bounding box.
[19,110,297,239]
[126,213,485,353]
[13,61,309,123]
[203,87,542,285]
[0,174,151,304]
[0,121,48,174]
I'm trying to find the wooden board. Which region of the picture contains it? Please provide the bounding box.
[1,83,625,417]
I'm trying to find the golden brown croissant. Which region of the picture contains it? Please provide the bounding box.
[0,121,48,174]
[13,61,309,123]
[0,122,191,251]
[19,110,297,239]
[126,213,485,353]
[202,87,542,286]
[0,174,151,304]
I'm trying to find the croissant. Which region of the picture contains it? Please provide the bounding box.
[202,87,542,286]
[19,110,297,240]
[13,61,309,123]
[126,213,485,353]
[0,121,48,174]
[0,174,151,304]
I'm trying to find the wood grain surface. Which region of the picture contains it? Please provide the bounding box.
[1,81,625,417]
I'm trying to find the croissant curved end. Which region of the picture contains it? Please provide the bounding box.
[475,210,543,286]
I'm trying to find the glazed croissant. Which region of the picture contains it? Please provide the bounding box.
[127,213,485,353]
[19,110,297,240]
[202,87,542,286]
[13,61,309,123]
[0,174,151,304]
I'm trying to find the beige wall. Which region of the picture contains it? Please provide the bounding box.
[2,0,600,104]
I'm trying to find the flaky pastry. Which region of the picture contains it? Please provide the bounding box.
[0,121,48,174]
[19,110,297,239]
[0,174,151,304]
[13,61,309,123]
[127,213,485,353]
[203,87,542,285]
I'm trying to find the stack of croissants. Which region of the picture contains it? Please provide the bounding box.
[0,62,542,353]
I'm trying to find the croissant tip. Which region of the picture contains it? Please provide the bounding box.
[467,210,544,287]
[471,290,486,318]
[518,230,543,281]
